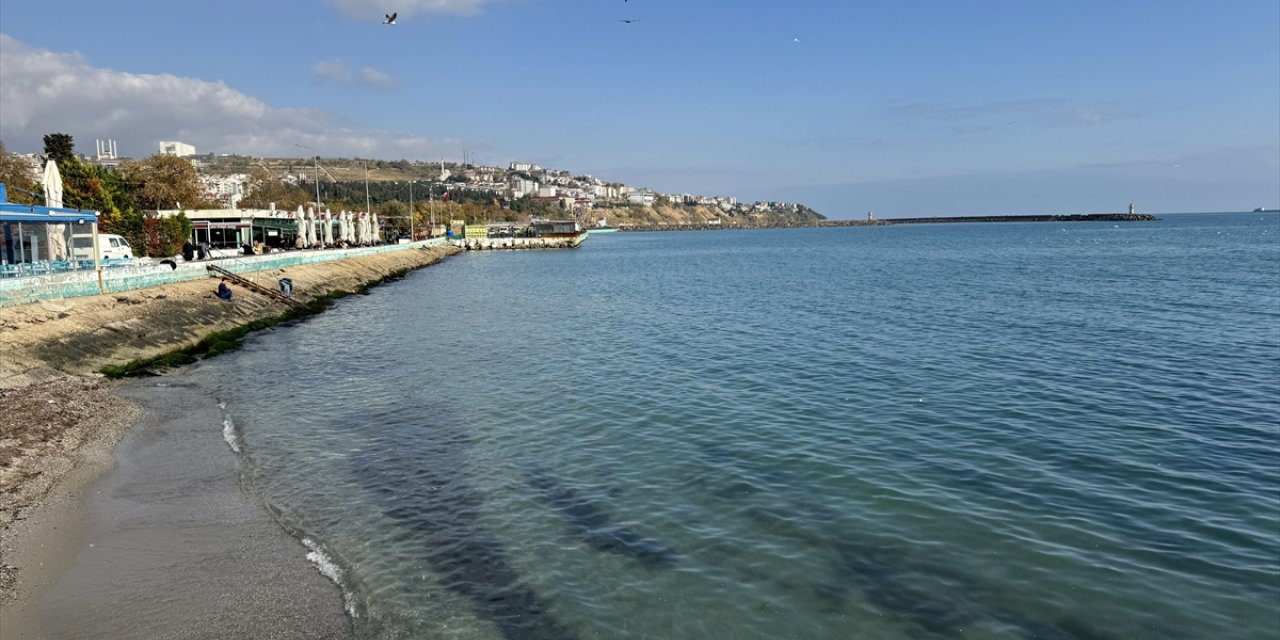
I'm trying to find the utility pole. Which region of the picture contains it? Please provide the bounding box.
[409,179,415,241]
[364,161,372,216]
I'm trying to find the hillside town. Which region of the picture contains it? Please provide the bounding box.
[4,138,825,231]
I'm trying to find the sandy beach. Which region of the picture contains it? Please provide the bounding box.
[0,244,458,639]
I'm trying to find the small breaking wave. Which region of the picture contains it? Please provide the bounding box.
[221,414,242,454]
[303,537,358,619]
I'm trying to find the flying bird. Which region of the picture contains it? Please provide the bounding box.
[620,18,639,23]
[383,12,397,24]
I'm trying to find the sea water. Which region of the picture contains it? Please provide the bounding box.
[190,213,1279,639]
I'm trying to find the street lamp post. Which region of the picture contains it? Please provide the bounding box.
[364,161,372,217]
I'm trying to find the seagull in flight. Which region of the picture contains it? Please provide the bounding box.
[383,12,397,24]
[620,18,639,23]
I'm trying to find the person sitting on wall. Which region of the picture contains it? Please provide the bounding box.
[216,278,233,301]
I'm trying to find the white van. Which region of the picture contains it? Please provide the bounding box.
[71,234,134,261]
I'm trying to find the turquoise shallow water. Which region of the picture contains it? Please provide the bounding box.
[189,213,1279,639]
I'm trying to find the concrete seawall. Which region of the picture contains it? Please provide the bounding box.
[0,242,461,388]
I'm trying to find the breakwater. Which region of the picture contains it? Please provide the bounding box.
[616,213,1158,232]
[860,213,1160,225]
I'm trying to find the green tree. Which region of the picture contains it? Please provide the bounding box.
[0,140,40,204]
[139,212,193,257]
[118,155,212,210]
[42,133,76,165]
[98,165,135,213]
[59,158,119,215]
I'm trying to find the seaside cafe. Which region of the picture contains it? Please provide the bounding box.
[0,182,102,278]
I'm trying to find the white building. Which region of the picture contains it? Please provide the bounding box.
[199,174,247,208]
[159,141,196,157]
[627,191,655,206]
[509,178,538,198]
[590,184,620,199]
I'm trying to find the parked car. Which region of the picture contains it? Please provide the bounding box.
[71,234,134,261]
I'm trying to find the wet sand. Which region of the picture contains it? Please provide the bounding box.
[7,377,352,640]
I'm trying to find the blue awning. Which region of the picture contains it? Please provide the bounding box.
[0,182,98,223]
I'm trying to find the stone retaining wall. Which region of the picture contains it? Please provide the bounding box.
[0,243,460,388]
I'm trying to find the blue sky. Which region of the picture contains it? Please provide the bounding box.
[1,0,1277,218]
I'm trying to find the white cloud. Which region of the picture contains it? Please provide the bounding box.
[357,67,397,90]
[312,59,353,83]
[329,0,494,20]
[0,34,457,159]
[311,59,398,90]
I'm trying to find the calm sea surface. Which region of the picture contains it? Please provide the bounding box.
[187,213,1279,639]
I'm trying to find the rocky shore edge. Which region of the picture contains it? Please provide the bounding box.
[0,243,460,631]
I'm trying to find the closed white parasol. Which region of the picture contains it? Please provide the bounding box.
[305,207,317,248]
[294,206,306,248]
[43,159,69,260]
